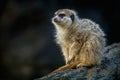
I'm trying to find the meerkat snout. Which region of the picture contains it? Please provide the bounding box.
[53,18,58,23]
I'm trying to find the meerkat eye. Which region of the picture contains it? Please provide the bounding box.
[59,13,66,18]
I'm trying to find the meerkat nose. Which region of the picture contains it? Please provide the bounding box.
[54,18,58,22]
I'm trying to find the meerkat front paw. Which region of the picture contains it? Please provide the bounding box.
[67,55,75,64]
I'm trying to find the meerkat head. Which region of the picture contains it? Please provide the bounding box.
[52,9,76,29]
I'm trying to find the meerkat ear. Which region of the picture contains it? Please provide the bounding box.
[70,14,74,21]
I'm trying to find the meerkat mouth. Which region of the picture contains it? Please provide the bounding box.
[53,18,60,23]
[52,18,63,25]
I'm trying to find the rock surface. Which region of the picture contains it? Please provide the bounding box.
[35,43,120,80]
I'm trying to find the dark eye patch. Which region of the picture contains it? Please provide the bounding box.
[70,14,74,21]
[58,13,66,18]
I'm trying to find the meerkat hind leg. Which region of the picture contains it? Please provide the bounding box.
[52,61,80,73]
[76,41,99,68]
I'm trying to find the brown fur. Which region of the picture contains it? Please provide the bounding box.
[52,9,106,73]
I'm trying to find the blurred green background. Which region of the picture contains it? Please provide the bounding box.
[0,0,120,80]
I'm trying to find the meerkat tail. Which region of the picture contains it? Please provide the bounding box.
[52,61,80,73]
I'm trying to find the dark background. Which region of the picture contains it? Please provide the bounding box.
[0,0,120,80]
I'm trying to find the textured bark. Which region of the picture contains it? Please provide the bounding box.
[35,43,120,80]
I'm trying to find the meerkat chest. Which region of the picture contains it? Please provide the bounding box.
[56,31,73,46]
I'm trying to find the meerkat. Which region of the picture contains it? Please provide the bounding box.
[51,9,106,73]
